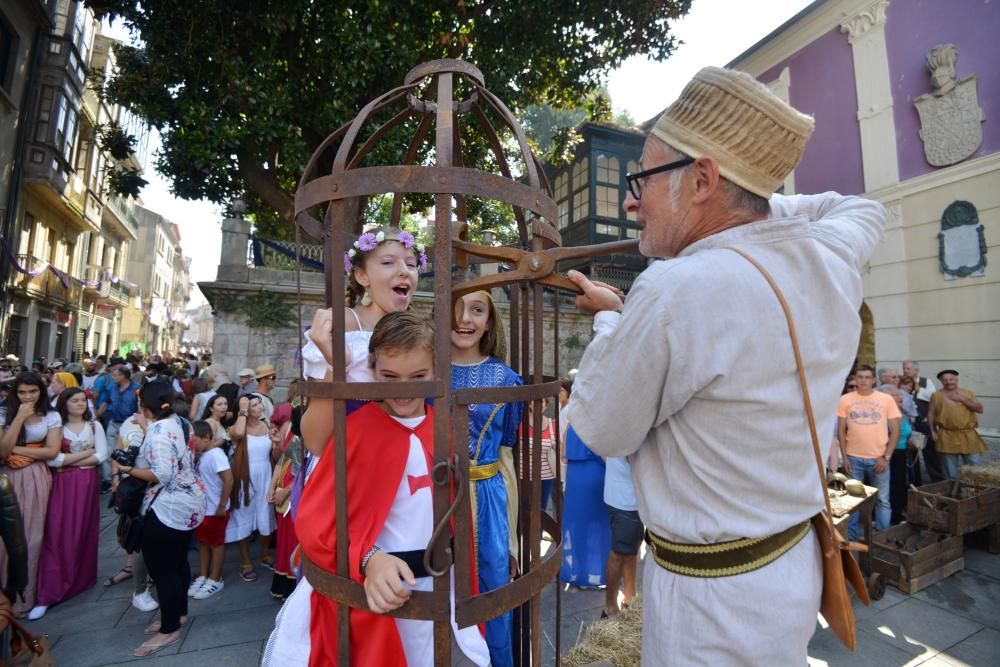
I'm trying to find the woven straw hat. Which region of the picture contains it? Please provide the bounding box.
[651,66,814,198]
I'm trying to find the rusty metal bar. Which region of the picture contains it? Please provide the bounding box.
[295,166,559,222]
[302,556,451,620]
[452,405,473,603]
[323,197,351,664]
[531,282,544,667]
[452,111,468,224]
[297,379,446,400]
[390,112,434,228]
[472,83,542,190]
[554,290,562,667]
[405,59,485,86]
[456,516,562,627]
[331,85,417,171]
[509,286,520,378]
[470,104,527,239]
[454,380,561,405]
[432,70,454,666]
[347,107,414,170]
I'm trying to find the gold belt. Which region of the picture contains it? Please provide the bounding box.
[645,520,810,578]
[469,460,500,481]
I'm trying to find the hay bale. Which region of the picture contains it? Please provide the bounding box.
[562,597,643,667]
[960,463,1000,488]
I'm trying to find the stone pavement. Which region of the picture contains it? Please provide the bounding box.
[29,503,1000,666]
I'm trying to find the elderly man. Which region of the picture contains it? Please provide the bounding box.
[566,67,885,664]
[254,363,277,422]
[878,366,916,419]
[929,370,987,479]
[237,368,258,397]
[903,360,945,482]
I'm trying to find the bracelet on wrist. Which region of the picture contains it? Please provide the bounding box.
[239,411,249,417]
[360,545,380,576]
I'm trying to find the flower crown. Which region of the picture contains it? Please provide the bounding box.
[343,230,428,273]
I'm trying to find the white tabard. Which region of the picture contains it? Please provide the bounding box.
[570,192,885,665]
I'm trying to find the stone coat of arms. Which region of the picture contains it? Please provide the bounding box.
[914,44,986,167]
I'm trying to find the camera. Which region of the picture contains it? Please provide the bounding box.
[111,446,140,468]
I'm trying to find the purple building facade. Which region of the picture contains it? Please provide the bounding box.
[734,0,998,195]
[729,0,999,430]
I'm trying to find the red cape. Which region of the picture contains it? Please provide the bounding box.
[297,402,433,667]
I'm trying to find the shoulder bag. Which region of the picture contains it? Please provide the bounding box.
[727,247,870,651]
[0,608,54,666]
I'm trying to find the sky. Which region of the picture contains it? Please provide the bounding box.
[113,0,814,307]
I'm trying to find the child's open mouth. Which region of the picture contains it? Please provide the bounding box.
[454,328,475,336]
[392,284,410,297]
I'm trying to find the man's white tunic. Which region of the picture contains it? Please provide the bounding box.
[570,192,885,665]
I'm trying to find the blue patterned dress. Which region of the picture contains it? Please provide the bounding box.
[451,358,523,667]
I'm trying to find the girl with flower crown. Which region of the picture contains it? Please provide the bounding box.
[298,227,427,454]
[265,226,426,666]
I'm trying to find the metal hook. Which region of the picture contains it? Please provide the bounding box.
[423,454,466,578]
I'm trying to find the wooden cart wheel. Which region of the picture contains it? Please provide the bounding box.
[868,572,885,601]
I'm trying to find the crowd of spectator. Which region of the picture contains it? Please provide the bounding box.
[0,350,304,657]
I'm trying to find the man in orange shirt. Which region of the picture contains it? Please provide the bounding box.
[837,366,901,538]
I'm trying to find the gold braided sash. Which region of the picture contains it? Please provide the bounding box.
[645,520,810,578]
[468,461,500,481]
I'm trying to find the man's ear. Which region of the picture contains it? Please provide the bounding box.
[690,155,722,204]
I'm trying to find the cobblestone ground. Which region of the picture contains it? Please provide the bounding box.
[27,498,1000,666]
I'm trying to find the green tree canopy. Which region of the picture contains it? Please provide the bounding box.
[87,0,690,238]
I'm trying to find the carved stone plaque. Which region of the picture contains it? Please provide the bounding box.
[938,200,986,280]
[914,44,986,167]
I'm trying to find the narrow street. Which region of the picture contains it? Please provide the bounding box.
[25,501,1000,665]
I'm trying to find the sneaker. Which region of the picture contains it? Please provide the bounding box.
[187,576,206,597]
[193,578,224,600]
[132,590,160,612]
[27,606,47,620]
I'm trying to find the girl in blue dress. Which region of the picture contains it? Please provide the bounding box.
[451,290,523,667]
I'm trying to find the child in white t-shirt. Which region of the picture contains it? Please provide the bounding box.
[190,420,233,599]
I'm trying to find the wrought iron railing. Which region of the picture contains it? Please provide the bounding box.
[251,237,325,272]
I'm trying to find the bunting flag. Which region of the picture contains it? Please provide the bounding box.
[0,234,138,291]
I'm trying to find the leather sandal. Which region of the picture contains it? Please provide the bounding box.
[104,566,133,587]
[133,632,181,657]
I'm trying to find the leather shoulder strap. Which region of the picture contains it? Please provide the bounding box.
[725,247,834,520]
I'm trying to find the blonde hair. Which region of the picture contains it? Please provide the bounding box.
[454,291,508,363]
[54,372,79,389]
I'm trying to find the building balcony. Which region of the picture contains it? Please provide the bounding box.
[82,265,134,308]
[107,280,133,307]
[14,255,82,308]
[102,191,140,240]
[23,146,100,234]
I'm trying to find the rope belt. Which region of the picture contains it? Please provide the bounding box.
[645,520,811,578]
[468,460,500,481]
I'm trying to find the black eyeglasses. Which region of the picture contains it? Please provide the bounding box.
[626,157,695,200]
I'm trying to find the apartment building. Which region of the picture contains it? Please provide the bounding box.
[120,206,191,355]
[1,1,152,361]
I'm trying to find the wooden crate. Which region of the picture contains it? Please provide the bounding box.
[872,523,964,594]
[907,480,1000,536]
